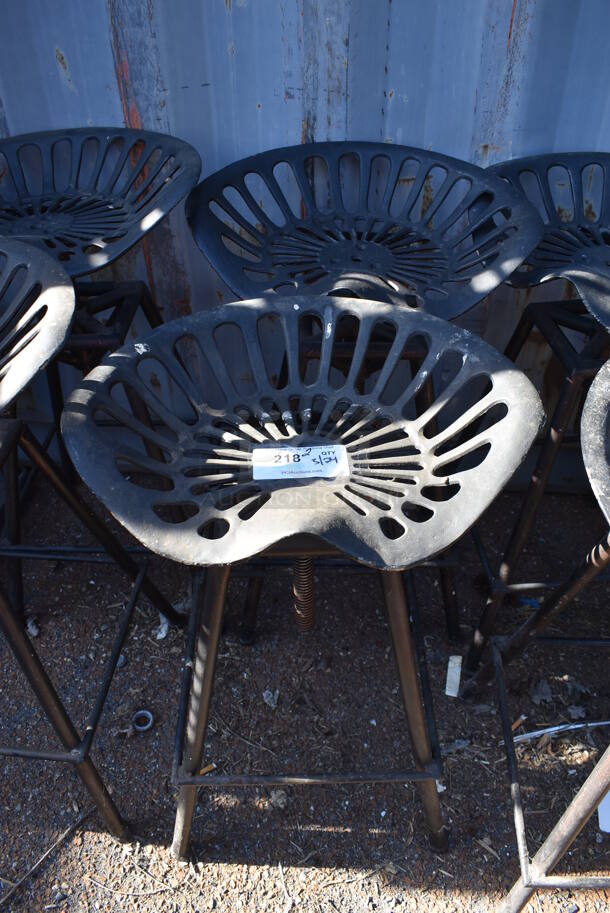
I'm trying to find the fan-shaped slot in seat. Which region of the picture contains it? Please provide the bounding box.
[378,516,406,540]
[257,313,289,390]
[433,442,492,476]
[582,164,604,223]
[173,334,227,409]
[0,301,46,373]
[244,172,286,228]
[402,502,434,523]
[421,374,494,438]
[198,518,230,539]
[338,153,360,213]
[136,357,198,426]
[305,155,332,213]
[272,161,305,219]
[354,319,397,395]
[548,165,574,223]
[212,322,257,395]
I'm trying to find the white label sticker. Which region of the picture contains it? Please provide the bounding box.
[252,444,349,481]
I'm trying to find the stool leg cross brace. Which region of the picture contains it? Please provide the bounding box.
[171,560,449,859]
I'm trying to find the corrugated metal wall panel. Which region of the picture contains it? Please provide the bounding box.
[1,0,609,321]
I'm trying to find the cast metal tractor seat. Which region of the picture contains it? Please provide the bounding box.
[0,127,201,276]
[489,152,610,329]
[186,142,543,318]
[0,238,74,410]
[62,296,544,568]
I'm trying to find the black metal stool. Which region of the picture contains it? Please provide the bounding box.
[467,153,610,669]
[472,356,610,683]
[186,141,544,640]
[0,238,180,624]
[477,361,610,912]
[62,294,543,858]
[0,126,200,354]
[488,152,610,329]
[0,127,201,493]
[0,240,176,841]
[186,140,542,314]
[0,127,200,281]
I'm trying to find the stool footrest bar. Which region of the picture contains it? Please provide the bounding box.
[173,766,442,787]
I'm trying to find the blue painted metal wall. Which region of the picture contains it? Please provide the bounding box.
[1,0,609,318]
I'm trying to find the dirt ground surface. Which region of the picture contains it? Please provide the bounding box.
[0,479,609,913]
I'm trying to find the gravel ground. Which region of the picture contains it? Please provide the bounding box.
[0,480,608,913]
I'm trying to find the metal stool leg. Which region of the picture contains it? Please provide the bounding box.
[504,304,536,363]
[439,551,460,642]
[17,427,183,626]
[0,585,126,838]
[172,565,230,859]
[466,531,610,692]
[136,281,164,329]
[498,744,610,913]
[466,372,586,671]
[4,431,23,620]
[381,570,448,851]
[46,360,74,482]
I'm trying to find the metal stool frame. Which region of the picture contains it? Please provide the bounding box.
[494,644,609,913]
[466,298,609,671]
[0,571,147,840]
[0,241,172,845]
[464,360,610,908]
[171,559,448,857]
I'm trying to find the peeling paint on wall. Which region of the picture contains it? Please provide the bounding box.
[107,0,192,319]
[55,47,77,94]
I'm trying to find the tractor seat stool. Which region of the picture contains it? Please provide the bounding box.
[61,295,544,859]
[186,141,544,643]
[0,127,200,281]
[0,128,201,481]
[0,127,201,368]
[488,151,610,330]
[186,141,542,316]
